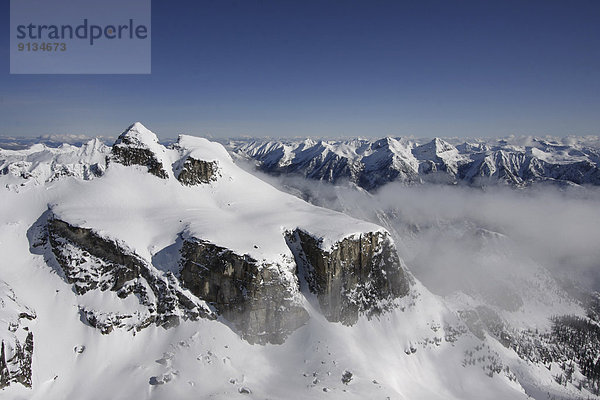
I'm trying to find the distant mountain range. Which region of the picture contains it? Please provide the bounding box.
[226,136,600,190]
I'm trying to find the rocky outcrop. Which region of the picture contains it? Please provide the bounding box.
[286,229,410,325]
[176,157,219,185]
[111,146,168,178]
[180,238,308,344]
[0,333,33,389]
[30,212,213,334]
[109,123,168,179]
[0,281,36,390]
[0,342,8,389]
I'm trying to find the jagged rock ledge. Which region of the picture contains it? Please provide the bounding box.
[31,212,214,334]
[175,157,220,186]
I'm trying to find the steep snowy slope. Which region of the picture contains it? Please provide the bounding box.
[0,124,597,399]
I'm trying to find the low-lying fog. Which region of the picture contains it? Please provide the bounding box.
[241,163,600,304]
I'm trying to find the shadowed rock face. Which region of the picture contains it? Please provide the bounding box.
[176,157,219,186]
[32,208,411,345]
[0,333,33,389]
[0,281,35,390]
[286,229,410,325]
[38,215,213,334]
[110,145,168,179]
[30,212,409,344]
[48,219,140,293]
[0,279,37,388]
[180,238,309,344]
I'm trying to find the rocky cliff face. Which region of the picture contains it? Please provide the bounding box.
[180,238,308,344]
[111,146,168,179]
[0,281,35,389]
[286,229,410,325]
[29,212,213,334]
[175,157,220,186]
[0,333,33,389]
[31,212,408,343]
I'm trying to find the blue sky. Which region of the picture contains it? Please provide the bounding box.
[1,0,599,138]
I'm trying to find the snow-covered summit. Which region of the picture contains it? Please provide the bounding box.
[115,122,160,148]
[412,138,460,160]
[176,134,232,164]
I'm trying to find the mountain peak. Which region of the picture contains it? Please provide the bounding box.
[115,122,160,148]
[412,138,457,160]
[429,137,455,153]
[130,121,146,130]
[110,123,169,178]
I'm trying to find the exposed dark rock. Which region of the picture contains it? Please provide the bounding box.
[286,229,410,325]
[180,238,309,344]
[0,342,9,389]
[14,333,33,387]
[110,146,168,179]
[238,386,252,394]
[0,333,34,389]
[18,313,36,321]
[176,157,219,185]
[149,372,177,386]
[0,281,36,390]
[341,370,353,385]
[48,219,138,294]
[148,376,163,386]
[32,212,213,334]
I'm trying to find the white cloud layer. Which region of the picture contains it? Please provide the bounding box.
[240,160,600,299]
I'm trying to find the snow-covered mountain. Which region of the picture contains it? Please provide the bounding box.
[1,124,599,399]
[226,136,600,190]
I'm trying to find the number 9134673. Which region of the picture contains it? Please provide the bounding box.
[18,42,66,51]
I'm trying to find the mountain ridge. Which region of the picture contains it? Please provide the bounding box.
[226,135,600,189]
